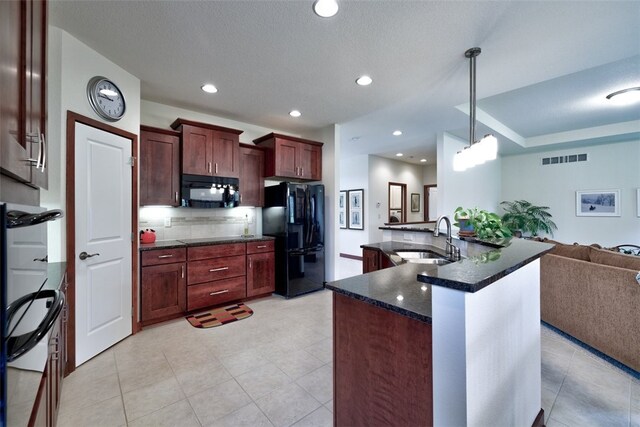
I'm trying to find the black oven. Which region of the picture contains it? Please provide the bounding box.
[1,202,63,426]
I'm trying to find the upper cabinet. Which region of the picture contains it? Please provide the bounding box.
[140,125,181,206]
[0,0,48,189]
[253,133,323,181]
[170,118,242,178]
[239,144,265,207]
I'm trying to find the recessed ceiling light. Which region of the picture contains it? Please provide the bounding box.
[606,87,640,105]
[313,0,338,18]
[392,130,402,136]
[201,84,218,93]
[289,110,301,118]
[396,153,403,157]
[356,75,372,86]
[420,158,427,162]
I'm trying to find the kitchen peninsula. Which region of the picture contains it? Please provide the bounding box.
[326,232,553,427]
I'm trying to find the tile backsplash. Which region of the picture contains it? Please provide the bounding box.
[139,206,260,241]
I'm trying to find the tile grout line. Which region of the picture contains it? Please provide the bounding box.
[113,351,130,426]
[546,348,576,423]
[161,348,205,427]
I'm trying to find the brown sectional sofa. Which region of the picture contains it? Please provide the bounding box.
[540,240,640,372]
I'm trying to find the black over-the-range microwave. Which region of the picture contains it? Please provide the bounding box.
[181,174,240,208]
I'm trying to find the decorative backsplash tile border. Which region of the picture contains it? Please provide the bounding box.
[139,206,259,241]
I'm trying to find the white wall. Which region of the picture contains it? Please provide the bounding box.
[42,27,141,262]
[423,164,437,185]
[437,132,502,227]
[501,139,640,246]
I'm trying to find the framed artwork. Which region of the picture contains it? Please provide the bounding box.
[339,190,347,229]
[576,189,620,217]
[411,193,420,212]
[348,189,364,230]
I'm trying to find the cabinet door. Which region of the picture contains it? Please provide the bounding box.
[239,146,264,207]
[0,0,30,182]
[212,131,240,177]
[363,248,379,273]
[246,252,275,297]
[141,262,187,321]
[182,124,212,175]
[299,143,322,180]
[141,130,180,206]
[274,138,299,178]
[26,0,47,189]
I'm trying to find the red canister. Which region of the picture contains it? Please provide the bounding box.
[140,229,156,244]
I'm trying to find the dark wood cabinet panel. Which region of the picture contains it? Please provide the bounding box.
[239,145,264,207]
[140,126,180,206]
[188,243,245,261]
[333,293,433,426]
[171,119,243,178]
[141,262,186,321]
[362,248,379,273]
[246,240,274,254]
[187,276,246,311]
[141,247,187,267]
[188,255,246,285]
[246,251,275,297]
[253,133,323,181]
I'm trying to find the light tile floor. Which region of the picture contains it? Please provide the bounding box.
[58,289,639,427]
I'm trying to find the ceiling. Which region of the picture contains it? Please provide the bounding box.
[49,1,640,166]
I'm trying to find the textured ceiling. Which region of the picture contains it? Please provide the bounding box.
[49,1,640,165]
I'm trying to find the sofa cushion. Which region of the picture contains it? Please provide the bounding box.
[589,247,640,271]
[548,241,591,261]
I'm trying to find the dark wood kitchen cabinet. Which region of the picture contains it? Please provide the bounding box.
[253,133,323,181]
[246,241,275,297]
[362,247,394,274]
[186,243,247,311]
[140,125,181,206]
[141,248,187,325]
[170,118,243,178]
[239,144,265,207]
[0,0,48,189]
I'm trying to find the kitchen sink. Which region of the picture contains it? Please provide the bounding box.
[394,249,455,265]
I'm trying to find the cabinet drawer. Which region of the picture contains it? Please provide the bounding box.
[188,243,246,261]
[188,255,245,285]
[187,276,246,311]
[246,240,274,254]
[141,248,187,266]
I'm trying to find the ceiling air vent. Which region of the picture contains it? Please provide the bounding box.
[541,153,587,166]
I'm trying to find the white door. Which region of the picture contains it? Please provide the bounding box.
[428,187,438,221]
[75,123,132,366]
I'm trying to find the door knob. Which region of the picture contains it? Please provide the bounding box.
[79,252,100,260]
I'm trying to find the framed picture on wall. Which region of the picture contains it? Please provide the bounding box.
[348,189,364,230]
[576,189,620,217]
[339,190,347,229]
[411,193,420,212]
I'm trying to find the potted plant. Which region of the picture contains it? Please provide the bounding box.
[454,207,513,240]
[500,200,558,238]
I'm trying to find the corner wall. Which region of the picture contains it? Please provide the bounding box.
[501,139,640,246]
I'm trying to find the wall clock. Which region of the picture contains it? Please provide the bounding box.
[86,76,126,122]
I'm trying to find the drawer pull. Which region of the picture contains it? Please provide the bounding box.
[209,289,229,296]
[158,254,174,259]
[181,265,185,278]
[209,267,229,272]
[256,245,267,249]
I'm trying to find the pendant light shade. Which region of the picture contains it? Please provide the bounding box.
[453,47,498,171]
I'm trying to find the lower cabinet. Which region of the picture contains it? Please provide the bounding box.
[247,252,275,297]
[362,248,394,273]
[141,262,186,322]
[187,276,246,311]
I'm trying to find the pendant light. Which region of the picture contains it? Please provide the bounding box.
[453,47,498,172]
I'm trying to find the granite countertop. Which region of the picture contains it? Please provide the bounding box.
[325,238,554,322]
[139,235,275,251]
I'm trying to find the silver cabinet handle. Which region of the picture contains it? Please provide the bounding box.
[256,245,267,249]
[249,257,252,269]
[175,192,179,203]
[208,162,212,173]
[158,254,174,259]
[181,265,185,278]
[40,132,46,171]
[215,163,218,174]
[209,267,229,272]
[209,289,229,296]
[79,252,99,260]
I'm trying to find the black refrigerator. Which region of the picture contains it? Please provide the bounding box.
[263,183,325,298]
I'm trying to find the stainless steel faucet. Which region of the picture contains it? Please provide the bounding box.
[434,215,460,260]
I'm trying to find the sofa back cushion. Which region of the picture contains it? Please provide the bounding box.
[589,247,640,271]
[548,240,591,261]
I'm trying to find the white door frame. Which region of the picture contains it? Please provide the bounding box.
[65,111,139,374]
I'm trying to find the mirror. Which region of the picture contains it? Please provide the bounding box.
[388,182,407,223]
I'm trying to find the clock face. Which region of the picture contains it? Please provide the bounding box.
[87,77,126,122]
